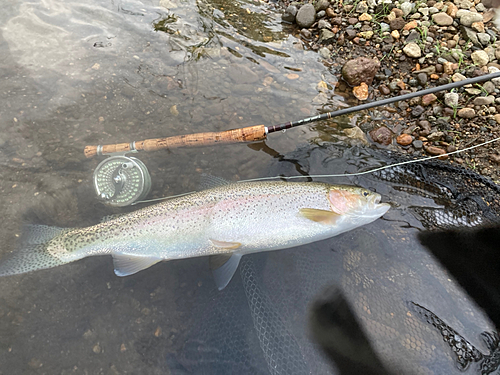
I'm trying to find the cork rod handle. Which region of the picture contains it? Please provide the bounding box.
[84,125,267,158]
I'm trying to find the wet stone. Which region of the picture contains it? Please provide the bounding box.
[344,126,369,145]
[426,146,447,158]
[413,139,424,149]
[397,134,413,146]
[283,6,298,23]
[228,65,259,84]
[370,126,393,145]
[341,57,380,86]
[296,4,316,28]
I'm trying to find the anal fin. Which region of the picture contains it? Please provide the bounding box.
[112,253,162,277]
[209,254,242,291]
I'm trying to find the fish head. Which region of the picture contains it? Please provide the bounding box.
[328,187,390,223]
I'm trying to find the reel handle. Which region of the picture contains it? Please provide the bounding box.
[84,125,268,158]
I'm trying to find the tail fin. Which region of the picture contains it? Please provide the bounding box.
[0,224,73,277]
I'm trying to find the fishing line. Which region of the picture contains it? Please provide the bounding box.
[238,136,500,182]
[88,71,500,206]
[133,136,500,204]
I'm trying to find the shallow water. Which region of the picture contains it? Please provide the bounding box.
[0,0,498,374]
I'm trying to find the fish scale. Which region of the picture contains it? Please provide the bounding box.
[0,180,390,289]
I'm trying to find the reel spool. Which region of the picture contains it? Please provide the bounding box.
[93,156,151,207]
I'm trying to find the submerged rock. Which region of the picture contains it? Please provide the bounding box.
[341,57,380,86]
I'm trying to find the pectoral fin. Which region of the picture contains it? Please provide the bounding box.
[299,208,340,225]
[112,253,162,277]
[209,254,243,291]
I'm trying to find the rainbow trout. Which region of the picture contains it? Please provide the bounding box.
[0,180,390,289]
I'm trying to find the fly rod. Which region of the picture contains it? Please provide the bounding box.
[84,71,500,158]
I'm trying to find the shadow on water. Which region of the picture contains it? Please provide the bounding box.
[1,0,499,374]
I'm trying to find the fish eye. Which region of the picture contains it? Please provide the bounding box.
[362,191,370,197]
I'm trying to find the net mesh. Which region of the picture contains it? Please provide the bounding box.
[169,144,500,375]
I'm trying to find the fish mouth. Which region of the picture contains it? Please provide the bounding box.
[370,194,391,215]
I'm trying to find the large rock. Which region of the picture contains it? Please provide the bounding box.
[296,4,316,28]
[341,57,381,86]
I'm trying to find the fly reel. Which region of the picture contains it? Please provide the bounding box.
[93,155,151,207]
